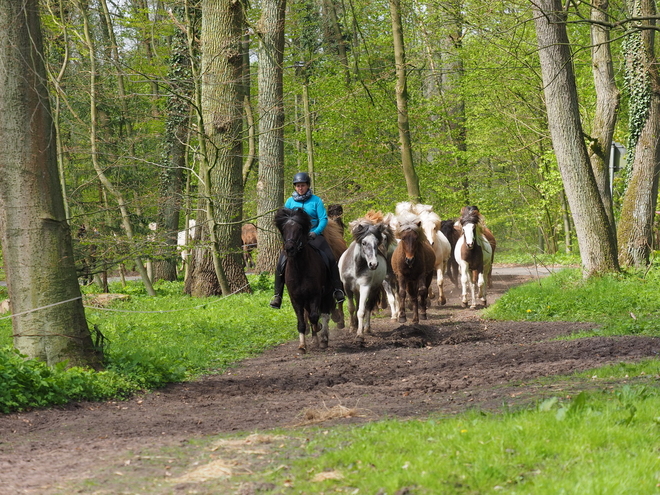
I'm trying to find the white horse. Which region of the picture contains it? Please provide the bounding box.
[454,210,493,309]
[339,215,393,343]
[418,210,452,305]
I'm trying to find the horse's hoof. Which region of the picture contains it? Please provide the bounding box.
[297,346,307,354]
[320,341,328,350]
[470,305,477,310]
[440,297,447,306]
[420,314,427,321]
[461,302,468,308]
[398,316,407,323]
[336,320,345,330]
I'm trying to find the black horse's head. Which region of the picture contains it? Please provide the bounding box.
[274,207,312,257]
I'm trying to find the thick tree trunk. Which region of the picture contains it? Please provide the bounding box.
[154,8,192,282]
[390,0,421,203]
[532,0,619,276]
[617,0,660,267]
[256,0,287,274]
[199,0,249,294]
[0,0,100,368]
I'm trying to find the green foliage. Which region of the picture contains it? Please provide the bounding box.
[258,387,660,493]
[0,347,137,413]
[0,278,292,413]
[484,268,660,336]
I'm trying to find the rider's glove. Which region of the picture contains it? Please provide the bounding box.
[308,231,317,240]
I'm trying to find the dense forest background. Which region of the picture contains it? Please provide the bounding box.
[29,0,649,277]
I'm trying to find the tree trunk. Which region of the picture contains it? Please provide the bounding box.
[200,0,249,294]
[256,0,287,274]
[154,7,192,282]
[532,0,619,276]
[390,0,421,203]
[588,0,619,230]
[617,0,660,267]
[0,0,101,368]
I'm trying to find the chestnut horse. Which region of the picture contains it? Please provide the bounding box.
[241,223,257,269]
[455,209,493,309]
[274,207,334,352]
[390,211,436,323]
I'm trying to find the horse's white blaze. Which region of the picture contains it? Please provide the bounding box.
[463,222,476,248]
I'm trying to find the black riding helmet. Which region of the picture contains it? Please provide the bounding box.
[292,172,311,185]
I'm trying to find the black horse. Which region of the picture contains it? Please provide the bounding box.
[274,207,335,353]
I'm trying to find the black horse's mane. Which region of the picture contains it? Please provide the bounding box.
[352,222,383,245]
[460,210,481,226]
[274,207,312,235]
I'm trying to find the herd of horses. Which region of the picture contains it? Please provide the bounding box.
[273,202,497,353]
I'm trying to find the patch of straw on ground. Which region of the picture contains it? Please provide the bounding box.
[294,402,370,426]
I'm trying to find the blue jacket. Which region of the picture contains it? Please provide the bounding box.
[284,193,328,235]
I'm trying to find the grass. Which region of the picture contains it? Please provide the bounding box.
[250,385,660,494]
[483,267,660,337]
[0,274,298,411]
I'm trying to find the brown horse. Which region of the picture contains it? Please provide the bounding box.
[241,223,257,269]
[390,212,436,323]
[459,206,496,287]
[455,208,493,309]
[274,207,335,352]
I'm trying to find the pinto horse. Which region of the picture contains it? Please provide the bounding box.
[274,207,334,352]
[390,211,436,323]
[454,209,493,309]
[339,212,395,343]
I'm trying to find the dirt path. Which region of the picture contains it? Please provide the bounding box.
[1,266,659,494]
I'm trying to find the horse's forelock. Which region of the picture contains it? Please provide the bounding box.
[274,207,311,235]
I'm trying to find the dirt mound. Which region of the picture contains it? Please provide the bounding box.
[1,267,659,494]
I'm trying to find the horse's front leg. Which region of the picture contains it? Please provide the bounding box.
[397,280,408,323]
[345,288,358,332]
[418,279,429,321]
[459,263,470,308]
[477,272,487,307]
[308,304,321,348]
[383,279,399,320]
[437,265,446,306]
[469,270,479,309]
[410,282,420,323]
[355,285,372,343]
[318,313,330,349]
[294,305,308,353]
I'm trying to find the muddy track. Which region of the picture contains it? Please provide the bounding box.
[1,267,659,494]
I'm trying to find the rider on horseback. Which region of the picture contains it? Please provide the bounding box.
[270,172,346,309]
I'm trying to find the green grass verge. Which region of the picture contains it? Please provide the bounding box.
[0,274,296,412]
[255,384,660,494]
[483,267,660,337]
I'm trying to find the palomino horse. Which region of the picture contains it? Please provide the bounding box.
[274,207,334,352]
[390,211,436,323]
[455,208,493,309]
[339,211,395,343]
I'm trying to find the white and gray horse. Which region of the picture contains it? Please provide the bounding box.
[339,213,395,343]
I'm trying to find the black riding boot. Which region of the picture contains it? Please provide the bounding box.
[330,263,345,304]
[270,253,287,309]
